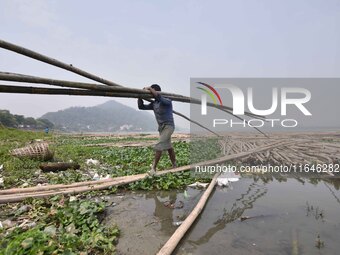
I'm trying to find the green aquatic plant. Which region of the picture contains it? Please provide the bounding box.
[0,197,119,255]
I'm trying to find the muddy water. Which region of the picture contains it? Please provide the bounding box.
[106,177,340,255]
[105,188,203,255]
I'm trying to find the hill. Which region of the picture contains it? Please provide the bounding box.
[41,100,157,132]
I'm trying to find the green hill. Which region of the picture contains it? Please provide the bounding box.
[41,100,157,132]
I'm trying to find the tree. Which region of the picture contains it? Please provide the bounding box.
[14,114,25,125]
[0,110,17,127]
[23,117,36,127]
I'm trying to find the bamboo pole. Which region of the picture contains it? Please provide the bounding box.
[0,71,263,120]
[0,39,122,87]
[0,72,188,102]
[0,84,151,98]
[0,174,145,203]
[0,176,129,195]
[0,81,268,137]
[157,173,220,255]
[0,39,267,136]
[171,110,221,137]
[0,37,241,111]
[0,84,220,137]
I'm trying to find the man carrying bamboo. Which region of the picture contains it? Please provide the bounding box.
[138,84,177,175]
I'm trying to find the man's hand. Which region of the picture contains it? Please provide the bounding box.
[143,86,158,98]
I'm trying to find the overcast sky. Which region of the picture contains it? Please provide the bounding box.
[0,0,339,128]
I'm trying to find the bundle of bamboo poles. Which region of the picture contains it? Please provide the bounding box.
[0,39,266,137]
[218,133,340,166]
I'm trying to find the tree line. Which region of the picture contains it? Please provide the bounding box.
[0,110,54,129]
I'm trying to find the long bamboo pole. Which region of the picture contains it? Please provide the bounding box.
[0,40,212,108]
[0,76,268,137]
[0,71,263,120]
[0,72,187,101]
[171,110,221,137]
[0,84,150,98]
[0,39,122,87]
[0,84,221,137]
[0,176,129,195]
[157,173,219,255]
[0,39,267,136]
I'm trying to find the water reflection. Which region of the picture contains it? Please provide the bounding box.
[145,191,178,235]
[178,174,340,255]
[189,182,268,245]
[323,182,340,205]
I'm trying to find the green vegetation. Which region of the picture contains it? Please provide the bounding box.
[0,127,195,188]
[0,197,119,255]
[128,171,211,190]
[0,128,54,188]
[0,110,53,129]
[0,127,211,254]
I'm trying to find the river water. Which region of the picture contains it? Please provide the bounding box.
[106,176,340,255]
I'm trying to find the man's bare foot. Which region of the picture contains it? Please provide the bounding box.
[148,166,156,176]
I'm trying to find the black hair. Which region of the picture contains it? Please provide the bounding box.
[151,84,161,91]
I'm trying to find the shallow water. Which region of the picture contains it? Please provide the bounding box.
[105,188,203,255]
[106,176,340,255]
[177,177,340,255]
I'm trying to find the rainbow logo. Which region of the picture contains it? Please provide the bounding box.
[196,82,223,105]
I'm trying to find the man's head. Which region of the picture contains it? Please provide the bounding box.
[151,84,161,91]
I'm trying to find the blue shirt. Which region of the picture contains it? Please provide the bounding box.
[138,94,174,128]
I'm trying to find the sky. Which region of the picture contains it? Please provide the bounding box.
[0,0,340,129]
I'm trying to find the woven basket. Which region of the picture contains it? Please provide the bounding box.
[11,142,54,161]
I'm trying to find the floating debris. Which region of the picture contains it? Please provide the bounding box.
[217,172,240,187]
[164,200,184,209]
[16,205,31,215]
[188,182,209,189]
[69,196,77,202]
[21,182,29,188]
[315,234,324,249]
[92,173,110,181]
[172,221,184,227]
[184,190,189,199]
[1,219,14,229]
[86,158,100,165]
[239,214,276,222]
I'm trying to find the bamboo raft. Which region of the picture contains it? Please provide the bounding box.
[219,134,340,166]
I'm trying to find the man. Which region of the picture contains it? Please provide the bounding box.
[138,84,177,175]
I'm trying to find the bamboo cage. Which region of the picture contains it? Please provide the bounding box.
[11,142,53,161]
